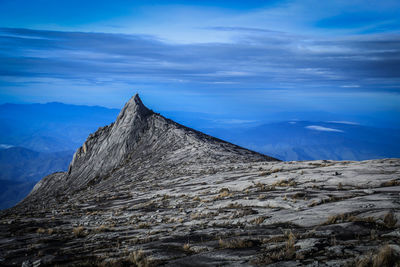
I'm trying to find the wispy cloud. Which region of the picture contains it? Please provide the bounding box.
[1,27,399,94]
[306,125,344,132]
[328,121,359,125]
[0,144,14,149]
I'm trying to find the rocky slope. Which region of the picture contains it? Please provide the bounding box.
[0,95,399,266]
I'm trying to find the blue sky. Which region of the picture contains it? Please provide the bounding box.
[0,0,399,126]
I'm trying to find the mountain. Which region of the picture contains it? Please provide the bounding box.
[0,95,399,266]
[0,180,37,211]
[0,102,119,152]
[204,121,400,161]
[0,147,73,209]
[0,147,73,182]
[26,94,276,200]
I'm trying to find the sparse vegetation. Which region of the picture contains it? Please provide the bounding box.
[323,213,376,225]
[36,228,46,234]
[383,212,397,228]
[95,224,110,233]
[380,179,400,187]
[255,230,297,264]
[138,222,151,229]
[272,179,297,187]
[214,188,232,199]
[252,216,267,225]
[73,226,86,237]
[338,182,343,190]
[252,182,276,192]
[356,244,400,267]
[226,202,243,209]
[270,167,282,173]
[258,194,267,200]
[192,196,201,201]
[183,243,191,252]
[128,250,153,267]
[219,238,254,249]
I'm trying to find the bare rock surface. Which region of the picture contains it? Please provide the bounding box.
[0,95,399,266]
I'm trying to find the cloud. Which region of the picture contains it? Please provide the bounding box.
[0,27,399,94]
[0,144,14,149]
[328,121,359,125]
[306,125,344,132]
[204,26,283,34]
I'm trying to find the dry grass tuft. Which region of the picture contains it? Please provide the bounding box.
[183,243,191,252]
[272,179,297,187]
[258,194,267,200]
[357,244,400,267]
[255,182,275,192]
[380,179,400,187]
[338,182,343,190]
[252,216,267,225]
[138,222,151,229]
[36,228,47,234]
[192,196,201,201]
[95,224,109,233]
[128,250,153,267]
[383,212,397,228]
[323,213,378,225]
[214,188,232,200]
[226,202,243,209]
[73,226,86,237]
[270,167,282,173]
[255,230,297,264]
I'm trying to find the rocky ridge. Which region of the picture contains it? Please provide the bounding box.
[0,95,399,266]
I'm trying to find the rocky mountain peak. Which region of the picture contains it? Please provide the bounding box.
[114,94,153,126]
[35,94,276,195]
[65,94,155,190]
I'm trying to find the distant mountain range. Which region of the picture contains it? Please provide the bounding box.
[0,102,118,209]
[204,121,400,161]
[0,102,119,152]
[0,147,73,209]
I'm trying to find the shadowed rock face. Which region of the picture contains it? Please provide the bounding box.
[0,95,399,266]
[66,94,155,190]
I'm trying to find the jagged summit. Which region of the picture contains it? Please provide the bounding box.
[115,94,153,125]
[65,94,156,191]
[26,94,277,200]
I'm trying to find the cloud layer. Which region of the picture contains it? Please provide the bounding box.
[1,27,399,94]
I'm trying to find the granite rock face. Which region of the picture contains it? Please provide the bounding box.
[26,94,275,201]
[0,95,399,266]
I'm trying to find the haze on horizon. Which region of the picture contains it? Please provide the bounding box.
[0,0,399,127]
